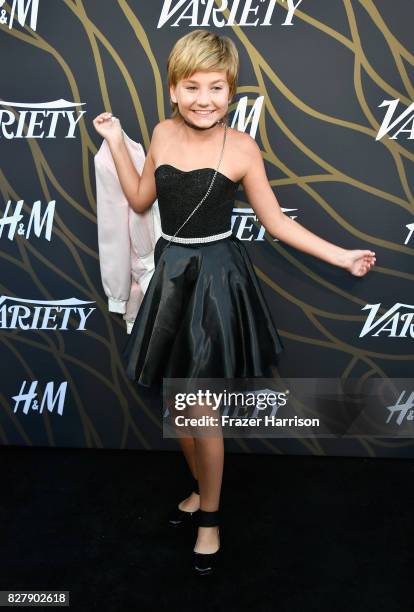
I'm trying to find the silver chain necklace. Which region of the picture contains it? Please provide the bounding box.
[165,121,228,249]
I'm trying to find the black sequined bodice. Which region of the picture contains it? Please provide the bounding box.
[154,164,240,238]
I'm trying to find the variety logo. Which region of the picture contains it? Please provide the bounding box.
[0,200,55,241]
[157,0,303,28]
[359,303,414,338]
[0,296,96,330]
[376,98,414,141]
[0,0,40,31]
[404,222,414,245]
[0,98,86,139]
[11,380,67,415]
[385,391,414,426]
[231,206,298,240]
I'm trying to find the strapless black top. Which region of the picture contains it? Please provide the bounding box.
[154,164,241,238]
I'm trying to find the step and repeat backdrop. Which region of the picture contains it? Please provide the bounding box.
[1,0,413,456]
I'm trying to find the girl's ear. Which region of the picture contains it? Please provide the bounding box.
[170,85,177,103]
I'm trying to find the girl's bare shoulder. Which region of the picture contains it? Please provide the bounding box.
[226,127,255,179]
[149,119,173,162]
[150,118,178,152]
[151,118,174,140]
[230,127,256,151]
[154,118,178,135]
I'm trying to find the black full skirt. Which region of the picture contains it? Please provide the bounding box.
[121,234,284,388]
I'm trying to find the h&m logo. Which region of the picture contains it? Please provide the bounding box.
[385,391,414,426]
[0,0,40,31]
[0,200,55,241]
[12,380,67,415]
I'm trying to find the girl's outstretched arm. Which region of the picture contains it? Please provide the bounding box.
[241,134,376,277]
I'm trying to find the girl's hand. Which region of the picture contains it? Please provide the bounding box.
[92,112,123,146]
[341,249,376,277]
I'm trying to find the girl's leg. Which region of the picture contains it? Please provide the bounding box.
[177,436,197,480]
[167,399,200,511]
[176,436,200,512]
[193,435,223,552]
[190,402,224,553]
[194,435,223,511]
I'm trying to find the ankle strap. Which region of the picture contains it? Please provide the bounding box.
[198,509,220,527]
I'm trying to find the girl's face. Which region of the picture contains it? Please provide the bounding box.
[170,70,231,127]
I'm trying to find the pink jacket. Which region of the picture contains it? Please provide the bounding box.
[94,132,161,333]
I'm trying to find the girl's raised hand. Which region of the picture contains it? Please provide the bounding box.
[341,249,376,277]
[92,112,123,145]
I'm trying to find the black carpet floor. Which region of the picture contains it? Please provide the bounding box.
[1,446,413,612]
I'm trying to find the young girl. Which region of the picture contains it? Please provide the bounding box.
[93,29,376,576]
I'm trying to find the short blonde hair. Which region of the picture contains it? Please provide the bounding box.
[167,30,239,118]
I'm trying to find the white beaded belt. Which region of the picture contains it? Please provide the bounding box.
[160,229,232,244]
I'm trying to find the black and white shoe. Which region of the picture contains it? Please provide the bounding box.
[168,478,200,527]
[193,510,221,576]
[168,503,200,527]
